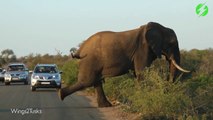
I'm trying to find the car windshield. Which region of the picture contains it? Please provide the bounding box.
[35,66,57,73]
[8,65,25,71]
[0,69,2,72]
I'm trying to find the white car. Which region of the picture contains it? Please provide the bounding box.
[30,64,62,91]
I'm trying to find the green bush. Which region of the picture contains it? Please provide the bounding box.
[61,60,78,85]
[185,75,213,118]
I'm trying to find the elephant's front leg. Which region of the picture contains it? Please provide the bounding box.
[134,58,148,82]
[133,45,150,82]
[94,82,112,107]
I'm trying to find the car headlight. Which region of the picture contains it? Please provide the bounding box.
[32,75,39,79]
[4,73,11,78]
[53,75,59,79]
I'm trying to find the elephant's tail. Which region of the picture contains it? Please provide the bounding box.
[71,52,87,59]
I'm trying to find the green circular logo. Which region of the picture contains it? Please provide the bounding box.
[196,3,209,16]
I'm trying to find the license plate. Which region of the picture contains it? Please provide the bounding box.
[12,78,19,80]
[41,82,50,85]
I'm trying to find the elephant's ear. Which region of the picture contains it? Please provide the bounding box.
[145,28,162,58]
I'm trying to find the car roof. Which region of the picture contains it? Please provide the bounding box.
[8,63,25,66]
[36,64,56,67]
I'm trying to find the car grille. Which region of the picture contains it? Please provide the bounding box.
[39,76,53,80]
[11,74,20,77]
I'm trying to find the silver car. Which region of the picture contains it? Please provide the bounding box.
[4,63,29,85]
[30,64,62,91]
[0,68,6,82]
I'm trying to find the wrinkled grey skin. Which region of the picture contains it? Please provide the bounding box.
[59,22,185,107]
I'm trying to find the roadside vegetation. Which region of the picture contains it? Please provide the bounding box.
[1,48,212,119]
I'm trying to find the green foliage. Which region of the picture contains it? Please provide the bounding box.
[104,74,135,103]
[185,75,213,117]
[181,48,213,79]
[61,60,78,85]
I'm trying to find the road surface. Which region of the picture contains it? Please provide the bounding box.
[0,82,109,120]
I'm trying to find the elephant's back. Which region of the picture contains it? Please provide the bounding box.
[76,32,105,59]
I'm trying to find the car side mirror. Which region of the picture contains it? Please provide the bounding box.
[29,70,33,74]
[2,70,6,74]
[59,71,63,74]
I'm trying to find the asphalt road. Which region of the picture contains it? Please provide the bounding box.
[0,82,107,120]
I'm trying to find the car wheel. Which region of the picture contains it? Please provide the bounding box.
[5,82,10,85]
[31,86,36,91]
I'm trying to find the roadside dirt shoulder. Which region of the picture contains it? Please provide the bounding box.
[77,92,140,120]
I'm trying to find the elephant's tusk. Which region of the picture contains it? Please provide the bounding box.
[171,59,190,73]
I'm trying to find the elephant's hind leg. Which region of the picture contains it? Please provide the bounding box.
[95,82,112,107]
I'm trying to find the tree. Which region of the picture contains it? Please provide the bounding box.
[0,49,17,67]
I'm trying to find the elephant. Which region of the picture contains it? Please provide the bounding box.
[58,22,190,107]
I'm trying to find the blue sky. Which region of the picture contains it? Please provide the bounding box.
[0,0,212,57]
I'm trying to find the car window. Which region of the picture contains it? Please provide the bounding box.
[35,66,57,73]
[0,69,2,72]
[8,65,25,71]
